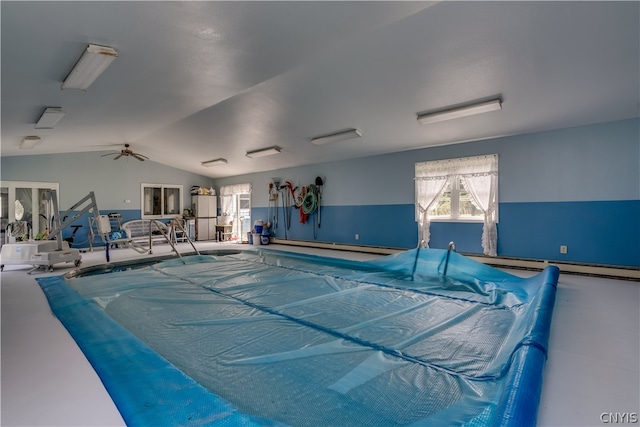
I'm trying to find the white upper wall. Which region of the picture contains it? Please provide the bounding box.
[214,118,640,206]
[1,151,214,210]
[2,119,637,209]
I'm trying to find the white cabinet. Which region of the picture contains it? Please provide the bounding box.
[192,195,217,241]
[195,218,217,241]
[192,195,216,217]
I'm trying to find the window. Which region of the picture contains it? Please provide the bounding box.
[141,184,183,219]
[428,176,485,221]
[415,155,498,255]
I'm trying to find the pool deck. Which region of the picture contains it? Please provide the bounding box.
[1,241,638,427]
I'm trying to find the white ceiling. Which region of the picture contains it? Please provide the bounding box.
[2,1,639,178]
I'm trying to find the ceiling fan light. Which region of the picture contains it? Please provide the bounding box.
[100,144,148,161]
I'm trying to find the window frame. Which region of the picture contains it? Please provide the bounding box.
[416,155,499,223]
[141,183,183,219]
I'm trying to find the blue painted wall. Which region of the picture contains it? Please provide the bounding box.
[255,200,640,267]
[217,118,639,267]
[2,119,638,267]
[498,200,640,267]
[254,204,417,249]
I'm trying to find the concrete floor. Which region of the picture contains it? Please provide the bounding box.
[1,241,638,426]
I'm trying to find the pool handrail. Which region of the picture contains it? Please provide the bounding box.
[413,240,457,279]
[148,219,200,261]
[443,241,456,276]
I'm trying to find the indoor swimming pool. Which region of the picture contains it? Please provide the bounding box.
[37,248,559,427]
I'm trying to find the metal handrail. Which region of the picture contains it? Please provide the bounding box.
[414,240,457,278]
[170,219,200,255]
[149,219,200,262]
[443,241,456,277]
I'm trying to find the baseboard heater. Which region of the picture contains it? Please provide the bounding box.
[270,238,639,281]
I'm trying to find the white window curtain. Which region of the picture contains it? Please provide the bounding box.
[220,183,252,195]
[219,183,252,217]
[414,172,449,248]
[458,155,499,256]
[415,155,498,255]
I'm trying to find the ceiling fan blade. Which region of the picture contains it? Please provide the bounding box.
[98,143,148,161]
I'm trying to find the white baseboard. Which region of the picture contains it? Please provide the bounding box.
[270,239,640,280]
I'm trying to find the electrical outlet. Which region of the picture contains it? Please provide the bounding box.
[355,234,359,240]
[560,245,568,254]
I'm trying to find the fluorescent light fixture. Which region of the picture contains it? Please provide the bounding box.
[417,98,502,125]
[311,128,362,145]
[35,107,66,129]
[61,44,118,90]
[201,158,228,167]
[246,146,282,158]
[20,136,41,149]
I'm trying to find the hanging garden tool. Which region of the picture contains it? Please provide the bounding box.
[297,183,319,239]
[278,181,295,239]
[285,181,296,230]
[298,186,309,224]
[315,176,323,229]
[271,178,281,234]
[267,182,272,230]
[300,185,318,224]
[279,185,288,239]
[268,182,278,234]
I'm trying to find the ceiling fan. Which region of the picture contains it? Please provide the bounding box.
[100,144,148,161]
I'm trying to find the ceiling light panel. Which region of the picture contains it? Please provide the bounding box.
[417,99,502,125]
[61,44,118,91]
[201,158,228,167]
[35,107,65,129]
[246,146,282,158]
[311,128,362,145]
[20,136,42,149]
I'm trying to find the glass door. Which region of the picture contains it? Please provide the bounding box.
[219,183,252,243]
[237,193,251,242]
[1,187,8,246]
[0,181,59,242]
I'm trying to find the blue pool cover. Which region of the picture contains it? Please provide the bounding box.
[37,248,559,427]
